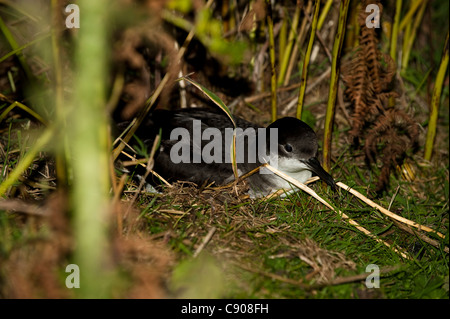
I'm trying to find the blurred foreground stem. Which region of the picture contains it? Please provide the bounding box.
[71,0,112,297]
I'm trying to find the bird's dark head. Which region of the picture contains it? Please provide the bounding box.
[266,117,318,159]
[265,117,337,191]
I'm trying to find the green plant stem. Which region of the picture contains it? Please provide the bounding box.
[390,0,402,63]
[296,0,320,120]
[279,10,288,67]
[0,33,50,64]
[266,0,277,122]
[317,0,333,31]
[401,0,427,74]
[51,0,68,187]
[284,1,313,87]
[0,101,47,125]
[323,0,349,172]
[0,15,33,79]
[277,1,301,86]
[346,1,360,48]
[388,0,402,108]
[424,31,449,161]
[71,0,111,298]
[0,126,54,197]
[399,0,424,31]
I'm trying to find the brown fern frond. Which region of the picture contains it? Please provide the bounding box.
[341,0,395,140]
[342,50,371,140]
[341,0,419,192]
[360,27,383,93]
[363,109,419,191]
[378,52,397,90]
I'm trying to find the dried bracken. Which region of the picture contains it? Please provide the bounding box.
[341,0,418,192]
[0,192,175,298]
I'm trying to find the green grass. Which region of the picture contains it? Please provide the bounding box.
[123,149,448,299]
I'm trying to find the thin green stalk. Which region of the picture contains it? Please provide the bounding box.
[424,31,449,161]
[401,0,427,74]
[0,101,47,125]
[323,0,349,172]
[296,0,320,120]
[390,0,402,63]
[317,0,333,31]
[0,33,50,64]
[0,15,33,79]
[279,10,288,66]
[284,1,312,87]
[71,0,112,298]
[399,0,424,31]
[0,126,55,197]
[389,0,402,107]
[277,1,301,86]
[346,1,360,49]
[402,17,412,69]
[51,0,68,186]
[266,0,277,122]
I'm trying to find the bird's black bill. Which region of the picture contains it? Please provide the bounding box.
[303,157,337,192]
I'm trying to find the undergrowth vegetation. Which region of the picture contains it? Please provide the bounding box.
[0,0,448,299]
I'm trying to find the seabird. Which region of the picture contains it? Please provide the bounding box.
[131,107,336,198]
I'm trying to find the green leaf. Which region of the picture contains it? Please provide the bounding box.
[178,76,236,127]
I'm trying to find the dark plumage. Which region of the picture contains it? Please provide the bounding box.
[132,108,336,197]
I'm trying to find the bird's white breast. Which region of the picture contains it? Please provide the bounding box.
[270,157,312,188]
[249,156,313,198]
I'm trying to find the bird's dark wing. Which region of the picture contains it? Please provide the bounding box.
[125,108,262,187]
[151,139,235,186]
[175,108,261,130]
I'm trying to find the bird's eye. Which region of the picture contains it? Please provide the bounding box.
[284,144,293,152]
